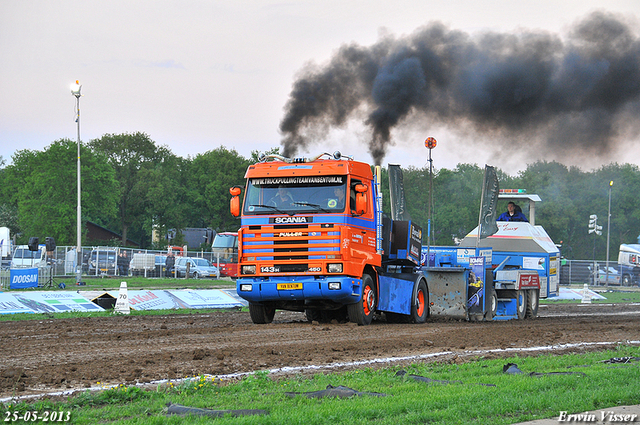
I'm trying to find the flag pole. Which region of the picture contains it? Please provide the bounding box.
[476,166,488,251]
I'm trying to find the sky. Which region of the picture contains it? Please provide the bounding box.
[1,0,640,174]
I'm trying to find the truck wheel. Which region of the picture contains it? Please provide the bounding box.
[526,289,539,318]
[622,274,632,287]
[305,309,322,322]
[410,280,428,323]
[347,274,376,325]
[516,290,528,320]
[249,303,275,324]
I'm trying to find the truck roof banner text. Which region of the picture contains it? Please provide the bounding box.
[9,267,38,289]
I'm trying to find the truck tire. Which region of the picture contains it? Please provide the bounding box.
[516,290,528,320]
[525,289,539,318]
[305,309,322,322]
[249,303,275,324]
[347,274,376,325]
[410,279,428,323]
[622,274,632,287]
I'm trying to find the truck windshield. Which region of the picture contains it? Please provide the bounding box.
[212,234,237,249]
[244,176,347,215]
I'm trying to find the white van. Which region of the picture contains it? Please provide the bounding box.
[11,245,47,268]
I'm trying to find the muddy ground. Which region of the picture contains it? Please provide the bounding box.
[1,302,639,399]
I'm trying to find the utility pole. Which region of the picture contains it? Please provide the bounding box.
[70,81,82,285]
[605,181,613,287]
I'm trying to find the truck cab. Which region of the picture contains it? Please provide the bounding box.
[617,244,640,286]
[211,232,239,277]
[231,152,382,324]
[11,245,48,269]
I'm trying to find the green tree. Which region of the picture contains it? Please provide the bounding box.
[2,139,117,245]
[185,147,250,232]
[89,132,177,247]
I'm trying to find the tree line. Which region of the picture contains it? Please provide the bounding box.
[1,132,638,260]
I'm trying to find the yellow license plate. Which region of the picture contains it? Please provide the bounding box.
[277,283,302,290]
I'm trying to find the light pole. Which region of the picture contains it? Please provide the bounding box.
[424,137,437,266]
[70,81,82,285]
[605,181,613,287]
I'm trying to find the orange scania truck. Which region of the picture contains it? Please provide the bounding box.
[230,152,543,325]
[229,151,431,325]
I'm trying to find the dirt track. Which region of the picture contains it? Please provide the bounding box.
[1,302,639,399]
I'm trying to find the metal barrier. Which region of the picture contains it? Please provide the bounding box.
[559,259,639,287]
[38,246,236,279]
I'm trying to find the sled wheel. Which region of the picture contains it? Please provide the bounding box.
[525,289,539,318]
[411,279,429,323]
[485,289,497,321]
[348,274,376,325]
[249,303,275,324]
[516,290,528,320]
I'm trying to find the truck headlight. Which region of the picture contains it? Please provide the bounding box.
[239,284,253,292]
[327,263,343,273]
[328,282,341,290]
[242,265,256,274]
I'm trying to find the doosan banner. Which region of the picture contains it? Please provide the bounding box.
[10,268,39,289]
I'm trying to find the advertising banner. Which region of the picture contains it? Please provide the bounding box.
[167,289,244,309]
[9,268,39,289]
[3,292,103,313]
[17,292,103,313]
[108,290,180,310]
[479,165,499,239]
[0,293,34,314]
[467,256,485,315]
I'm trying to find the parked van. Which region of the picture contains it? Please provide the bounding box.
[11,245,47,268]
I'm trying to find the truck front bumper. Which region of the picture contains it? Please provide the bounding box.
[236,275,362,305]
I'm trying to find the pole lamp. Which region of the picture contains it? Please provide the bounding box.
[424,137,437,267]
[70,81,82,285]
[605,181,613,287]
[588,214,603,285]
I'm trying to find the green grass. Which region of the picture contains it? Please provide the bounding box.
[2,346,639,424]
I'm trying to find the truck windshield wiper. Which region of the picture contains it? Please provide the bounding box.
[294,202,331,213]
[252,204,295,216]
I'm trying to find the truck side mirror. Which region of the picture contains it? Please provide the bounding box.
[229,186,242,217]
[355,184,368,215]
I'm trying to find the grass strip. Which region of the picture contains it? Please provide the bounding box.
[2,345,639,424]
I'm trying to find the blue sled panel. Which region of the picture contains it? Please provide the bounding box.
[377,275,415,315]
[494,298,517,320]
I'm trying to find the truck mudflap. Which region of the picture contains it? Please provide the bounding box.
[422,267,469,320]
[236,275,362,305]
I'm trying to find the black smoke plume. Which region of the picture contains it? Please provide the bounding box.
[280,11,640,165]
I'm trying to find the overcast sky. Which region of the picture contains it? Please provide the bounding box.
[1,1,639,173]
